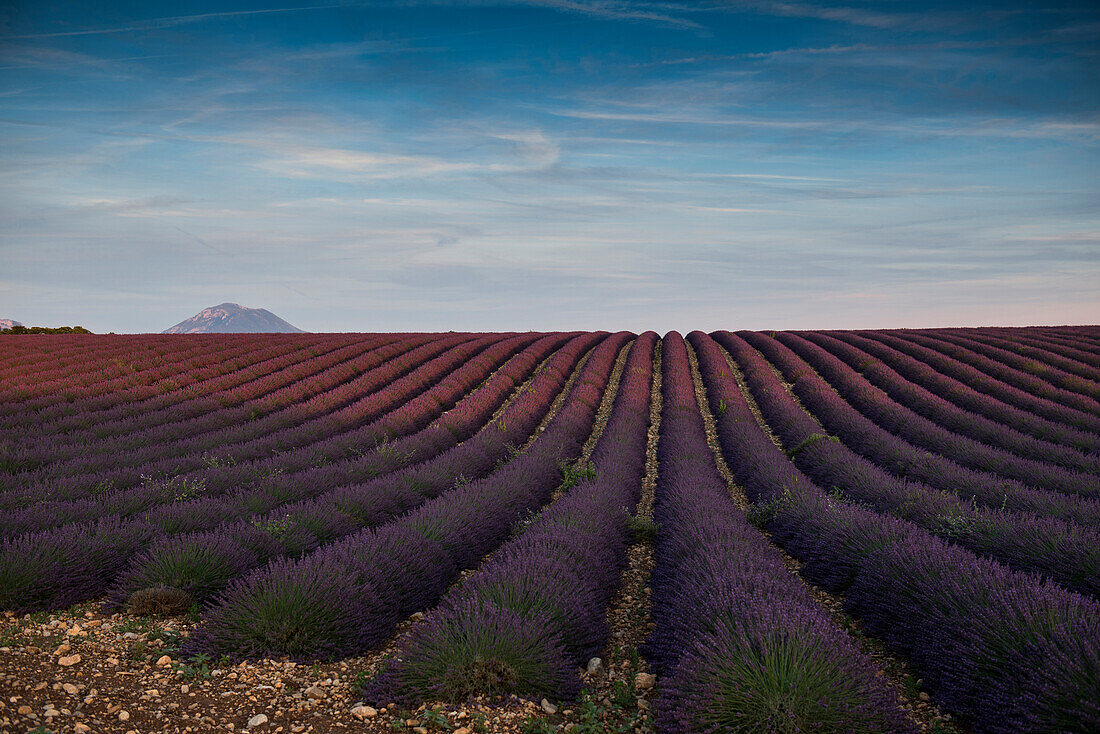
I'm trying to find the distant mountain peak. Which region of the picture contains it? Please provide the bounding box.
[0,319,23,330]
[163,303,305,334]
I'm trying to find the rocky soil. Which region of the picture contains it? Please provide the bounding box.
[0,600,654,734]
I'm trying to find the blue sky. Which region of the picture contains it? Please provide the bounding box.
[1,0,1097,332]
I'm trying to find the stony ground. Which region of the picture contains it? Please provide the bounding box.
[0,597,656,734]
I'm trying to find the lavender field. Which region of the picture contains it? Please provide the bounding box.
[1,327,1098,733]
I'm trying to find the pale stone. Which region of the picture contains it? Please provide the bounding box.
[541,699,558,714]
[156,655,173,666]
[58,654,82,666]
[634,672,656,690]
[247,713,269,728]
[350,704,377,720]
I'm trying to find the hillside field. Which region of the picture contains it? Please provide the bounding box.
[1,327,1098,734]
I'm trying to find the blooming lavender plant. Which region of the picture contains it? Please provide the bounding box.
[184,332,631,661]
[771,331,1099,498]
[368,333,656,703]
[648,333,915,734]
[825,330,1100,453]
[697,331,1100,597]
[799,330,1099,473]
[730,330,1100,526]
[2,333,590,612]
[693,330,1100,733]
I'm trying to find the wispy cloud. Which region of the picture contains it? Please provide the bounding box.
[702,1,989,32]
[551,103,1100,143]
[516,0,702,29]
[0,45,172,73]
[550,108,823,129]
[0,4,348,40]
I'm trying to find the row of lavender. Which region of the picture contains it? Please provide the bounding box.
[0,334,325,421]
[0,335,330,476]
[0,332,600,612]
[858,329,1100,435]
[365,331,657,704]
[886,329,1100,418]
[647,333,915,733]
[816,330,1100,454]
[796,330,1100,469]
[692,331,1099,733]
[2,333,473,499]
[104,330,608,609]
[959,328,1100,373]
[926,329,1100,402]
[766,331,1098,496]
[716,332,1100,596]
[8,334,399,446]
[0,333,520,525]
[183,331,631,660]
[0,334,407,482]
[740,332,1100,527]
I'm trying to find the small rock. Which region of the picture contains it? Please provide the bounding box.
[122,632,141,640]
[74,724,91,733]
[304,686,324,700]
[541,698,558,714]
[118,710,130,721]
[634,672,656,691]
[586,657,605,676]
[106,657,120,666]
[55,643,72,655]
[66,624,84,636]
[58,654,82,667]
[156,655,173,667]
[18,704,32,715]
[453,728,471,734]
[350,704,377,720]
[181,684,189,694]
[63,683,79,695]
[919,692,930,702]
[413,729,428,734]
[409,612,425,622]
[248,713,269,728]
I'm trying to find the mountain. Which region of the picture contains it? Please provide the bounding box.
[0,319,23,330]
[163,303,306,334]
